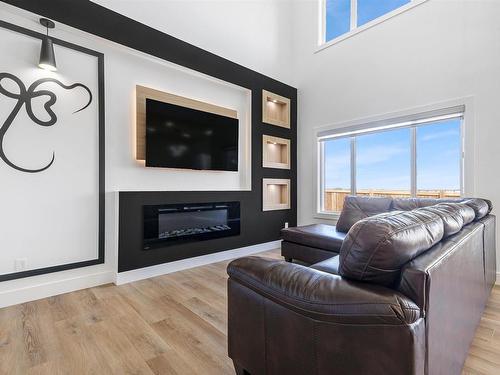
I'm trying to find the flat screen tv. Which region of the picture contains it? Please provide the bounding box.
[145,98,239,171]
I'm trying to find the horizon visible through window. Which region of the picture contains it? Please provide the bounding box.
[323,118,462,212]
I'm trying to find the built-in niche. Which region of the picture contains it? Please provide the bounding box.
[262,89,291,129]
[262,135,290,169]
[262,178,290,211]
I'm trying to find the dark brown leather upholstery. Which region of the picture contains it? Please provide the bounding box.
[228,257,421,324]
[281,241,335,264]
[398,221,487,375]
[420,202,475,238]
[480,215,497,296]
[238,197,496,375]
[228,257,425,375]
[391,197,462,210]
[228,277,425,375]
[281,224,345,252]
[310,255,340,274]
[464,198,491,220]
[280,196,487,264]
[442,202,476,225]
[336,195,393,232]
[339,209,444,287]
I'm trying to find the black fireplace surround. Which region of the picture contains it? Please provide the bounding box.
[143,201,240,250]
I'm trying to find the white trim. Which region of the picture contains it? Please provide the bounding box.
[317,109,464,140]
[410,127,417,197]
[350,137,357,194]
[313,97,476,219]
[496,272,500,285]
[115,240,282,285]
[350,0,357,31]
[0,270,115,309]
[317,0,429,52]
[461,98,475,197]
[318,0,327,45]
[314,212,340,221]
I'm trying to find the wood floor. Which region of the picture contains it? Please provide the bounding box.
[0,249,498,375]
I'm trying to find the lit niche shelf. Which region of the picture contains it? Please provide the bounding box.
[263,179,290,211]
[262,89,291,129]
[262,135,290,170]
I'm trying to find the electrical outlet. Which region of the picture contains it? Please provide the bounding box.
[284,222,289,228]
[14,258,27,272]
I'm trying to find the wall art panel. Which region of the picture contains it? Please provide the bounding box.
[0,20,104,281]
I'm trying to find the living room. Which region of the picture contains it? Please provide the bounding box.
[0,0,498,374]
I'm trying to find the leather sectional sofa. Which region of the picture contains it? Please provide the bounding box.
[227,196,496,375]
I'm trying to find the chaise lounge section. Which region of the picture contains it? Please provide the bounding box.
[227,196,496,375]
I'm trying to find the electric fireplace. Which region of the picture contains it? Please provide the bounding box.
[143,201,240,250]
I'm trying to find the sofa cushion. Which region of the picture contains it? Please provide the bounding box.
[445,203,476,225]
[310,255,340,275]
[281,224,346,252]
[339,209,444,287]
[464,198,492,220]
[420,203,475,238]
[392,197,462,211]
[336,196,393,233]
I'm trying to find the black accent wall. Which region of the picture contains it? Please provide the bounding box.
[4,0,297,272]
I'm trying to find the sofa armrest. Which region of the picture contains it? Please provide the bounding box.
[227,256,421,325]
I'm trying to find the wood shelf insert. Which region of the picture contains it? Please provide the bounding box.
[263,179,290,211]
[262,90,291,129]
[262,135,290,169]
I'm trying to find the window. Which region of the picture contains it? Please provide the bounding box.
[356,128,411,196]
[325,0,351,41]
[318,108,464,213]
[323,137,351,211]
[416,119,462,198]
[322,0,419,45]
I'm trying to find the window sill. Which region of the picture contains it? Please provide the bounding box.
[316,0,429,53]
[314,212,340,221]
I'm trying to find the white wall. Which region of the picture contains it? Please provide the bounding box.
[292,0,500,225]
[0,0,291,307]
[91,0,294,84]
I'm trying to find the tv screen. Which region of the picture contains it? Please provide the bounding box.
[145,98,239,171]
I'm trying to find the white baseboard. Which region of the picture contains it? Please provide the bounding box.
[496,272,500,285]
[0,270,115,309]
[115,240,282,285]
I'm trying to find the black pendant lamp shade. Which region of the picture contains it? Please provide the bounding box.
[38,18,57,71]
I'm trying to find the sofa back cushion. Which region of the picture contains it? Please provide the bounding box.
[338,209,444,287]
[335,196,491,234]
[336,196,393,233]
[463,198,492,220]
[391,197,463,211]
[420,203,475,238]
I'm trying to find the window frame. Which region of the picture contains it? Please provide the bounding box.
[318,0,429,51]
[314,101,474,220]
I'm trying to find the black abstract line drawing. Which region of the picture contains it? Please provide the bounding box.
[0,72,92,173]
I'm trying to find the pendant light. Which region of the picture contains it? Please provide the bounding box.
[38,18,57,72]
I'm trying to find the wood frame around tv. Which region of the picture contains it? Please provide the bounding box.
[135,85,238,161]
